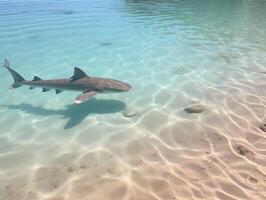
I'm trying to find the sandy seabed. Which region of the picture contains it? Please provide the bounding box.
[1,51,266,200]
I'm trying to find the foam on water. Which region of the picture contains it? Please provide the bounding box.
[1,0,266,199]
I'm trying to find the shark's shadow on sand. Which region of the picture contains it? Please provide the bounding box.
[1,98,126,129]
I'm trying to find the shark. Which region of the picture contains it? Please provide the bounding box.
[3,59,131,104]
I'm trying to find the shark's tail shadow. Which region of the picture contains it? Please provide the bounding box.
[0,98,126,129]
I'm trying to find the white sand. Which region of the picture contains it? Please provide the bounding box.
[1,62,266,200]
[0,31,266,200]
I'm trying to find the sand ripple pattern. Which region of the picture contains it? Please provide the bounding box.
[1,0,266,199]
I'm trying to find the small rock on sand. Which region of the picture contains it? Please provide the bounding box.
[122,106,140,118]
[184,102,205,114]
[259,123,266,132]
[248,176,259,184]
[236,145,250,156]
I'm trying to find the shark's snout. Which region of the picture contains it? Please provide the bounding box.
[103,80,132,93]
[121,83,132,92]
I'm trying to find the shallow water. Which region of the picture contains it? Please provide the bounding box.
[1,0,266,199]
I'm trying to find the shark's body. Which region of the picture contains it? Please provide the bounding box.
[4,59,131,104]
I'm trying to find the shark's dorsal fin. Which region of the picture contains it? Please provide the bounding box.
[70,67,89,82]
[33,76,42,81]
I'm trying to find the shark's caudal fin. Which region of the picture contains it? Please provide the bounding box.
[3,58,25,90]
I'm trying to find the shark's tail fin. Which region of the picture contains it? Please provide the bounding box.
[4,58,25,90]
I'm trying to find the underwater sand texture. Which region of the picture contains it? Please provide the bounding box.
[1,0,266,199]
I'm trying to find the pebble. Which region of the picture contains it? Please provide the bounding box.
[122,106,140,118]
[184,102,205,113]
[236,145,250,156]
[259,123,266,132]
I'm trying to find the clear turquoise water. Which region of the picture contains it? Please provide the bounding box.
[1,0,266,199]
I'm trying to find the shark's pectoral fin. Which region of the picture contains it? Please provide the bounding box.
[75,91,97,104]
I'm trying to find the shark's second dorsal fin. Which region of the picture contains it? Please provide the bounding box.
[33,76,42,81]
[70,67,88,82]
